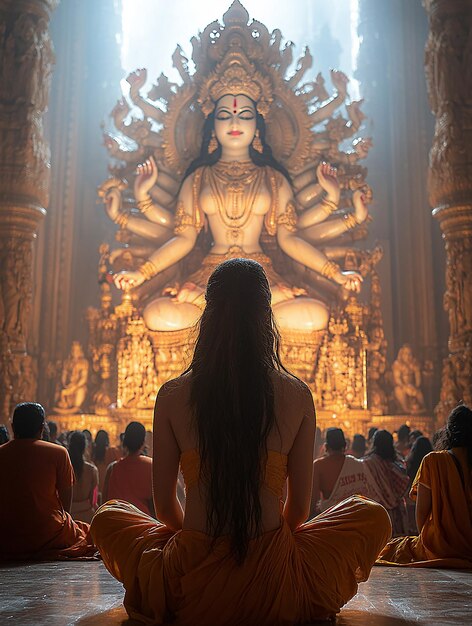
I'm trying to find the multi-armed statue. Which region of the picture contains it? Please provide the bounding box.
[91,1,388,431]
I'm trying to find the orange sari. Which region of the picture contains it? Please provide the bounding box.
[91,450,391,625]
[377,449,472,568]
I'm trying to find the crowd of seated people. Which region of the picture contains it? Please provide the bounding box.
[0,262,470,623]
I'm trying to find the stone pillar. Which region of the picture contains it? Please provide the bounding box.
[0,0,58,424]
[423,0,472,420]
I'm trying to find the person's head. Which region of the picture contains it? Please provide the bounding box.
[82,429,92,445]
[443,404,472,467]
[397,424,411,444]
[68,431,86,479]
[12,403,45,439]
[93,429,110,463]
[183,95,291,183]
[122,421,146,454]
[187,258,291,562]
[0,425,10,445]
[407,436,433,479]
[325,428,346,454]
[409,429,423,444]
[351,434,366,458]
[47,421,58,440]
[367,426,378,443]
[371,429,396,462]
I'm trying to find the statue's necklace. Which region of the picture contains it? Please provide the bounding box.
[208,161,264,230]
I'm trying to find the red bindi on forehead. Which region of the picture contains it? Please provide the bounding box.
[233,97,237,113]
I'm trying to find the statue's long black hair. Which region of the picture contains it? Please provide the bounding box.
[184,258,292,563]
[183,103,292,184]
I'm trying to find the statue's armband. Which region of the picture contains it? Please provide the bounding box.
[276,200,298,233]
[173,169,205,235]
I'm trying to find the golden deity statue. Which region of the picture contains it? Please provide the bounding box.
[89,0,392,432]
[392,344,426,415]
[54,341,89,414]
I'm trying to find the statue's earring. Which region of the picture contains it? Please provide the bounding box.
[208,130,218,154]
[252,129,263,154]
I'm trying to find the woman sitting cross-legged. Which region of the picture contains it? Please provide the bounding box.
[90,259,391,626]
[377,404,472,568]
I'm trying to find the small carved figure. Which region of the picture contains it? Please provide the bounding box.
[392,344,425,415]
[54,341,89,413]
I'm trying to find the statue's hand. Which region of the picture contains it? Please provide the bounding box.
[330,70,349,97]
[127,68,147,97]
[352,190,369,224]
[113,270,145,290]
[337,271,363,293]
[134,155,158,200]
[316,162,340,200]
[103,187,122,221]
[353,137,372,159]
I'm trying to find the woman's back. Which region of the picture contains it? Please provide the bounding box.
[162,369,313,534]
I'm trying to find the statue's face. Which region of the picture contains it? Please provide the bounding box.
[214,94,257,152]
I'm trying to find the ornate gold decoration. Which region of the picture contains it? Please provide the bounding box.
[117,318,159,408]
[198,52,274,119]
[276,201,298,232]
[137,197,154,215]
[208,130,218,154]
[114,211,130,229]
[252,129,263,153]
[320,260,340,280]
[139,260,159,281]
[207,161,263,229]
[392,344,425,415]
[343,213,360,230]
[320,198,338,216]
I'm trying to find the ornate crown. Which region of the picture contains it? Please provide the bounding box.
[197,52,274,118]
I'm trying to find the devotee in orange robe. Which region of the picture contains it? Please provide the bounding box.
[0,403,96,560]
[91,259,391,625]
[377,404,472,568]
[102,421,153,515]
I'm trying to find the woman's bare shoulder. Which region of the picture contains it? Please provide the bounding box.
[272,369,313,403]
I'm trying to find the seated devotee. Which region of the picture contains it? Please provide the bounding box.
[91,259,391,625]
[351,433,367,459]
[0,402,96,560]
[102,421,153,516]
[92,429,121,502]
[47,420,60,444]
[311,427,379,515]
[0,425,10,445]
[409,429,423,446]
[69,431,99,523]
[367,426,378,451]
[378,404,472,568]
[82,428,92,461]
[364,429,410,536]
[395,423,411,458]
[405,436,433,533]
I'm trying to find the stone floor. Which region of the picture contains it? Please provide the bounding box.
[0,561,471,625]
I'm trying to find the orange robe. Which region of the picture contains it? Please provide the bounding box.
[95,446,122,496]
[377,449,472,568]
[107,453,153,515]
[91,451,391,625]
[0,439,96,560]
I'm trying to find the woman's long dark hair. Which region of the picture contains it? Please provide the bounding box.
[92,429,109,464]
[69,431,86,480]
[438,403,472,469]
[407,436,433,480]
[183,104,292,184]
[185,258,289,563]
[370,429,396,462]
